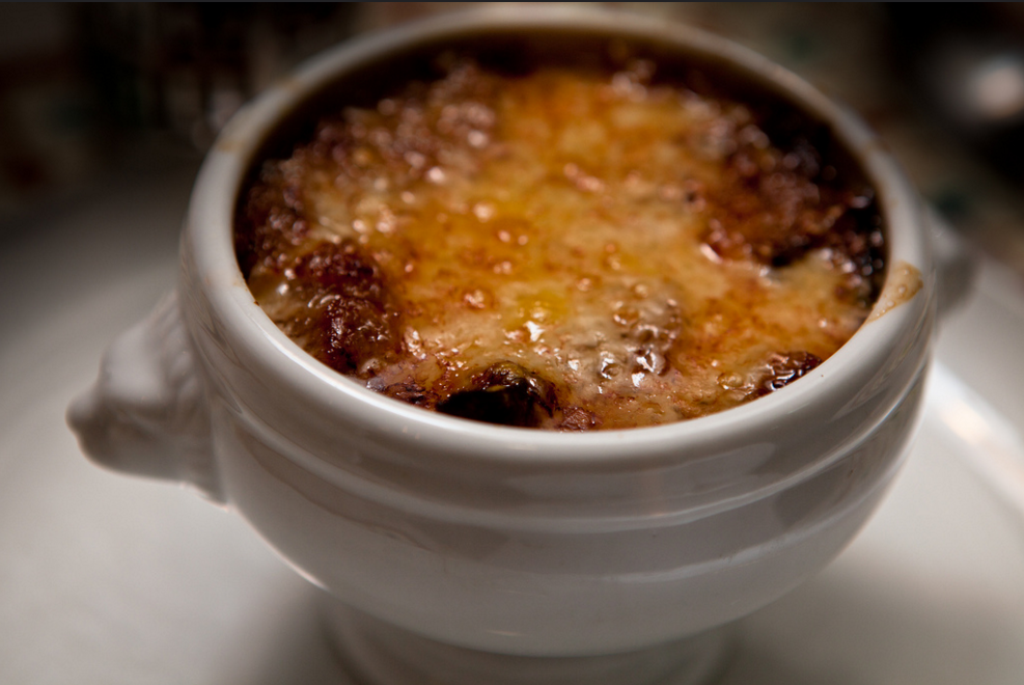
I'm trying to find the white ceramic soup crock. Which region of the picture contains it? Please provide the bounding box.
[69,7,943,685]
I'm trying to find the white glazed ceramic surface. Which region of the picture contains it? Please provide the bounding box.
[69,5,934,668]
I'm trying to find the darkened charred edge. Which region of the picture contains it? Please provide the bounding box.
[832,199,887,303]
[436,362,560,428]
[234,191,280,280]
[752,351,822,398]
[271,239,405,378]
[761,195,886,304]
[232,26,884,274]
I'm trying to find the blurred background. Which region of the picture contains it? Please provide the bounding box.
[5,2,1024,275]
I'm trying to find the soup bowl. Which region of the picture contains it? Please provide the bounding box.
[69,7,942,684]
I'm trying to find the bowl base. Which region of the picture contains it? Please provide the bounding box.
[320,599,729,685]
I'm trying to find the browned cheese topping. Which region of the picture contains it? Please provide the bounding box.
[236,62,884,430]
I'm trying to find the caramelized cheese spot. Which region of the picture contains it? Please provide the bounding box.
[237,62,884,430]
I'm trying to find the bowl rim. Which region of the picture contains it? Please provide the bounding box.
[184,5,932,466]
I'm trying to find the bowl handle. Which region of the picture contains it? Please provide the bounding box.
[67,292,223,503]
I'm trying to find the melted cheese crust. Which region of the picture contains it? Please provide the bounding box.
[237,62,882,430]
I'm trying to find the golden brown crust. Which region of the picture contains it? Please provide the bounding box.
[236,61,883,430]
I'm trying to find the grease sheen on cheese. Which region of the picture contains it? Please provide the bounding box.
[236,61,884,430]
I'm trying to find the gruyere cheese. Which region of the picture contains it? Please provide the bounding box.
[236,61,883,430]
